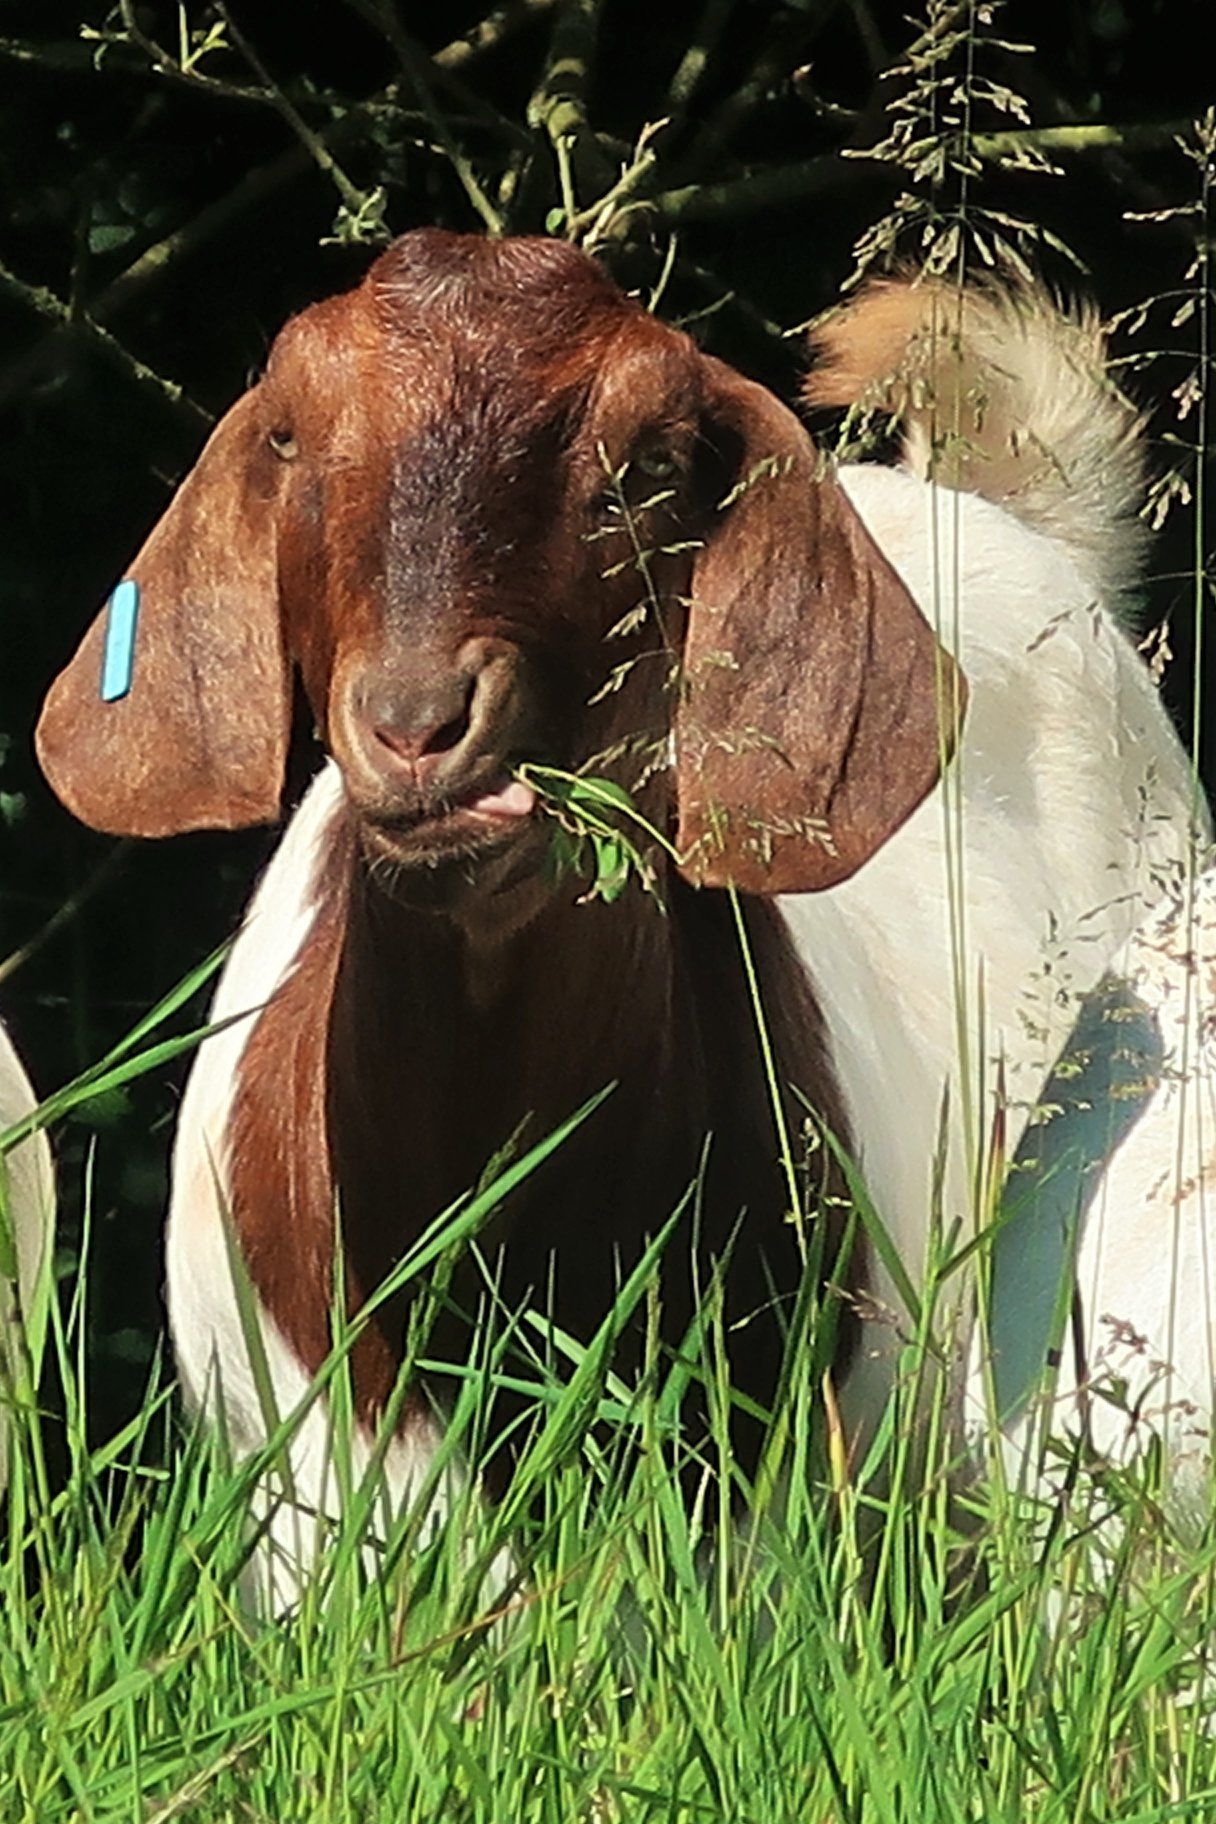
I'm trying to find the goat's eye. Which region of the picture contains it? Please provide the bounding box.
[633,445,679,483]
[267,427,299,461]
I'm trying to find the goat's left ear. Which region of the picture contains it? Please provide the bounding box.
[675,360,964,893]
[36,390,290,838]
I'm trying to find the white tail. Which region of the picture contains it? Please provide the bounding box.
[805,279,1147,616]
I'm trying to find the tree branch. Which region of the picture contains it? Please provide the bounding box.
[0,35,106,74]
[0,256,211,429]
[435,0,560,72]
[98,144,321,319]
[529,0,613,223]
[972,120,1199,161]
[666,0,734,116]
[677,6,829,179]
[650,153,889,225]
[644,120,1194,228]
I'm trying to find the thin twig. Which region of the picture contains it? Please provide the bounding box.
[675,256,788,353]
[112,0,396,231]
[0,849,130,992]
[399,26,534,156]
[340,0,505,231]
[215,2,373,220]
[114,0,269,105]
[0,256,211,429]
[567,121,668,244]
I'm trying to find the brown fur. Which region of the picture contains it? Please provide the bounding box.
[39,231,958,890]
[228,800,853,1460]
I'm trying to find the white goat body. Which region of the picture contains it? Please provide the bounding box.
[788,464,1202,1443]
[791,282,1208,1452]
[977,865,1216,1509]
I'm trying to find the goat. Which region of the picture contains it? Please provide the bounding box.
[37,232,960,1596]
[34,236,1204,1595]
[0,1018,54,1493]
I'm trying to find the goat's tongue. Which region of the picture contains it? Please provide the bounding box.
[469,778,537,819]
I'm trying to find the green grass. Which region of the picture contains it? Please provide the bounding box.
[2,1097,1216,1822]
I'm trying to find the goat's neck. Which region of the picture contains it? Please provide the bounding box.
[229,835,853,1428]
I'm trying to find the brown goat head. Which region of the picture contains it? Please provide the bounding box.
[37,230,962,900]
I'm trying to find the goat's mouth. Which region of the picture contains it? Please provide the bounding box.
[357,771,541,872]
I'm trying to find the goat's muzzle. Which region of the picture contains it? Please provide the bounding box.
[331,635,548,877]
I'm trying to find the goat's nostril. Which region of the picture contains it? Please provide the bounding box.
[370,723,415,764]
[418,692,473,760]
[356,644,521,786]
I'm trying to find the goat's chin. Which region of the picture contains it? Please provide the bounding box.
[356,812,552,927]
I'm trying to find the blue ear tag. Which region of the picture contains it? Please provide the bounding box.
[99,579,140,703]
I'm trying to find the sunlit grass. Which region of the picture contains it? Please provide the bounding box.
[3,1053,1216,1822]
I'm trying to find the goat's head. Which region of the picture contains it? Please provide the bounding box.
[37,231,963,918]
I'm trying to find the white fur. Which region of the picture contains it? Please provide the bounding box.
[781,465,1206,1450]
[972,867,1216,1512]
[167,765,457,1609]
[0,1018,54,1493]
[899,291,1147,616]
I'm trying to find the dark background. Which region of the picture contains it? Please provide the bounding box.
[1,0,1212,1431]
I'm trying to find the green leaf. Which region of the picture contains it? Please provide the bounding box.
[591,832,630,902]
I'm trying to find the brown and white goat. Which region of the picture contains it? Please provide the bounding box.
[36,232,956,1590]
[37,237,1204,1591]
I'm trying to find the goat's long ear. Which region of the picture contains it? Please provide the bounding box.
[674,361,964,893]
[36,391,290,838]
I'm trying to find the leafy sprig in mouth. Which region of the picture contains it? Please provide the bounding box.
[515,764,672,908]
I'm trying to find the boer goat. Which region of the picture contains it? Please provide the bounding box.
[0,1019,53,1494]
[36,235,1204,1595]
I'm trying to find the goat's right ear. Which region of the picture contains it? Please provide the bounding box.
[36,391,290,837]
[674,360,963,893]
